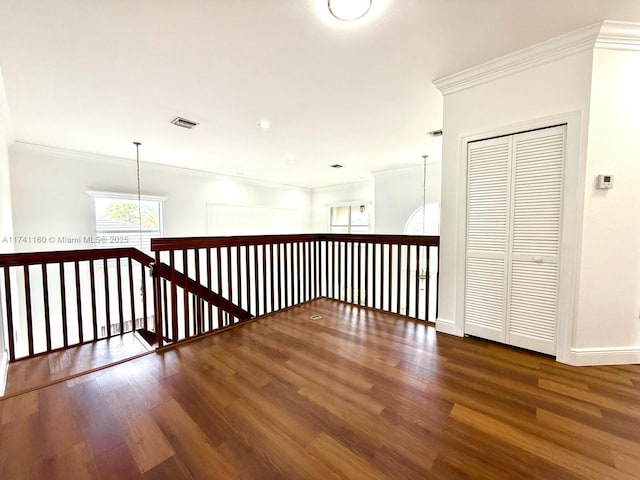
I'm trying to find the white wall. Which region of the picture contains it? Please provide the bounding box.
[373,163,442,234]
[310,181,374,233]
[437,49,594,361]
[573,48,640,352]
[0,69,13,253]
[9,143,313,253]
[0,68,12,393]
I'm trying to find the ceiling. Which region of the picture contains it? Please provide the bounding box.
[1,0,640,188]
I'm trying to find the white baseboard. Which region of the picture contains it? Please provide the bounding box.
[436,318,461,336]
[569,346,640,366]
[0,350,8,397]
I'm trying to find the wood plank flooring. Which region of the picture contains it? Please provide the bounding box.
[1,297,639,479]
[3,332,150,398]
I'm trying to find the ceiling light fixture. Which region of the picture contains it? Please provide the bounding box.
[328,0,372,21]
[258,120,271,129]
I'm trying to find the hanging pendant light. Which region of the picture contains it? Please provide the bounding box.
[328,0,372,21]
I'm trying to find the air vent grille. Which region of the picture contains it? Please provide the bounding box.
[171,117,199,129]
[330,164,344,169]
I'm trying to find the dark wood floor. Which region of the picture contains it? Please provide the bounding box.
[3,333,150,398]
[1,298,639,479]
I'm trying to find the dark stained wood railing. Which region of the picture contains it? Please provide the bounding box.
[0,248,156,362]
[0,234,439,361]
[151,234,440,347]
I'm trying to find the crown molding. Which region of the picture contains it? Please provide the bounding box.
[433,20,640,96]
[10,142,312,192]
[595,20,640,51]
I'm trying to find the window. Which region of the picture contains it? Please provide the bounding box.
[329,204,369,233]
[88,191,165,254]
[404,203,440,236]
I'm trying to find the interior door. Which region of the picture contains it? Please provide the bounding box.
[464,125,565,355]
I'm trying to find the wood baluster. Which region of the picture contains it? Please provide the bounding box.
[337,241,342,301]
[236,244,242,316]
[364,242,369,307]
[262,244,267,315]
[298,242,303,303]
[75,261,84,343]
[253,244,259,317]
[357,242,362,305]
[89,261,97,340]
[436,245,440,320]
[415,245,421,320]
[141,263,148,332]
[42,264,52,351]
[170,251,179,342]
[183,249,190,336]
[278,244,284,310]
[216,247,223,327]
[60,262,69,346]
[226,246,233,325]
[269,243,275,312]
[206,247,213,331]
[383,243,393,312]
[372,243,377,309]
[195,248,202,335]
[116,258,124,335]
[405,245,411,317]
[425,247,431,322]
[3,267,16,361]
[296,242,301,304]
[244,245,251,316]
[396,244,402,314]
[162,278,169,344]
[103,259,111,338]
[286,243,291,307]
[153,251,163,347]
[23,265,34,356]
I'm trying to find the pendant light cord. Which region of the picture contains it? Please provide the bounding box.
[134,142,142,250]
[422,155,428,235]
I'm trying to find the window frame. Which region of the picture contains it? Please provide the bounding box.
[328,202,371,234]
[87,190,167,254]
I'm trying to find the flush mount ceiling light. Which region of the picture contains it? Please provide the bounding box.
[258,120,271,129]
[328,0,372,21]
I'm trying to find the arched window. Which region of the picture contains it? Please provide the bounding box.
[404,202,440,235]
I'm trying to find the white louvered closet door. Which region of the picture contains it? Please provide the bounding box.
[464,136,512,343]
[508,126,565,355]
[465,125,565,356]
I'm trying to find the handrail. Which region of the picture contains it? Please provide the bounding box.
[151,234,440,251]
[0,247,154,267]
[153,263,252,321]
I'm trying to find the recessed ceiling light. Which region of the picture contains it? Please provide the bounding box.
[258,120,271,129]
[330,164,344,169]
[328,0,372,21]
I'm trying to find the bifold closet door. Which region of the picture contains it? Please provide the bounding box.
[464,136,512,343]
[464,125,565,356]
[508,127,564,355]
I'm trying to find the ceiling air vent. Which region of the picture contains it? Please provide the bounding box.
[330,164,344,169]
[171,117,199,129]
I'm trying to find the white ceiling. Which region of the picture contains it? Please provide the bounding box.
[1,0,640,187]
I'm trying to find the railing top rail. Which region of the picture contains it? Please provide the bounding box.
[0,247,154,268]
[151,233,440,251]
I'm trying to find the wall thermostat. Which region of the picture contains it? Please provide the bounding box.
[597,174,614,189]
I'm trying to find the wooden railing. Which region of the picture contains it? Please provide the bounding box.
[0,234,439,361]
[151,234,439,347]
[0,248,156,361]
